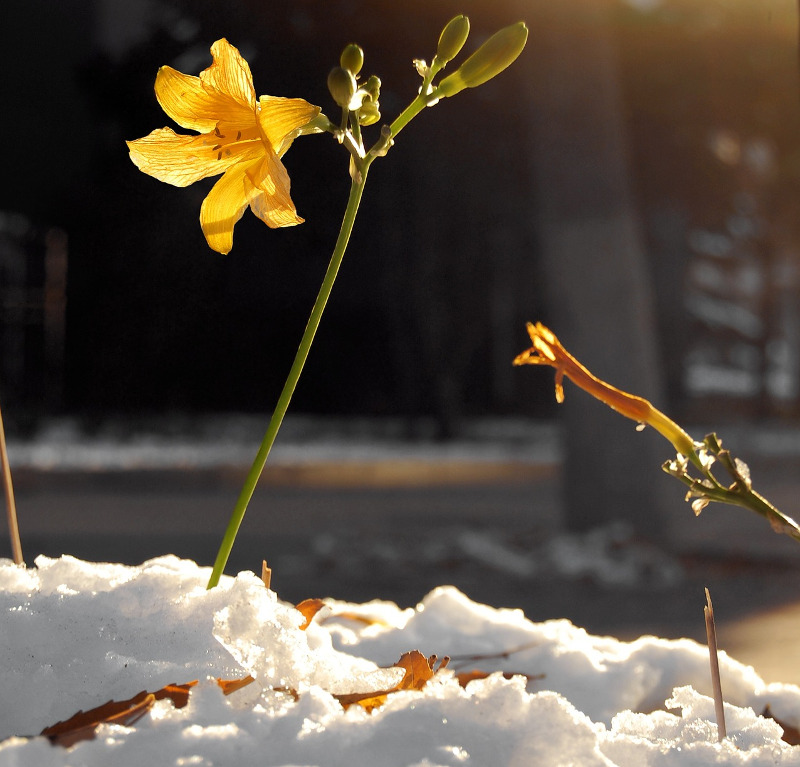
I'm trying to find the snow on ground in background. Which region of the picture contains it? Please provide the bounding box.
[316,521,685,589]
[1,556,799,766]
[9,413,800,473]
[6,416,559,471]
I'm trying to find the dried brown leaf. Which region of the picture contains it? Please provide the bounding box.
[395,650,436,691]
[320,611,390,628]
[762,704,800,746]
[41,675,255,747]
[334,650,439,712]
[296,598,326,630]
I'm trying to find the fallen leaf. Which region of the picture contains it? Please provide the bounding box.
[296,598,326,629]
[320,611,391,628]
[218,675,257,696]
[395,650,437,691]
[42,693,157,748]
[762,704,800,746]
[334,650,443,712]
[41,675,255,747]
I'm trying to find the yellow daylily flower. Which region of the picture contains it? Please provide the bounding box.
[127,39,321,254]
[514,322,696,457]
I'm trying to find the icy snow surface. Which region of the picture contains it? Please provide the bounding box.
[2,555,800,766]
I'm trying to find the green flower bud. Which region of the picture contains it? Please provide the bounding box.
[435,21,528,98]
[327,66,357,108]
[434,15,470,67]
[363,75,381,101]
[357,101,381,126]
[340,44,364,76]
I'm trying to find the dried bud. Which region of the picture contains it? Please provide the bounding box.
[434,15,470,68]
[436,21,528,98]
[327,66,357,108]
[340,44,364,76]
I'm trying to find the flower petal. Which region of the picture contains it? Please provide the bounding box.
[200,164,253,254]
[201,39,256,111]
[244,153,304,228]
[127,128,249,186]
[155,66,252,133]
[257,96,321,157]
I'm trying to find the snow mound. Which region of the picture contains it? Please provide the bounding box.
[1,555,799,766]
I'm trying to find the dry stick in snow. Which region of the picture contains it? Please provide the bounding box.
[705,587,726,741]
[0,400,22,565]
[261,560,272,590]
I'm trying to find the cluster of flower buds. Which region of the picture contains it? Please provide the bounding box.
[327,43,382,126]
[432,20,528,99]
[327,15,528,135]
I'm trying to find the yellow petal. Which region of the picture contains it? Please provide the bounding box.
[244,154,303,228]
[126,128,250,186]
[154,66,250,133]
[200,163,253,254]
[201,39,256,111]
[257,96,321,157]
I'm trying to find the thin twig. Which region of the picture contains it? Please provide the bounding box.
[705,587,726,741]
[0,400,23,565]
[261,560,272,590]
[446,641,541,670]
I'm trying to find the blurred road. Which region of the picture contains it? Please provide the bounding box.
[4,423,800,685]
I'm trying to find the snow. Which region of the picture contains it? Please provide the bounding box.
[2,555,800,766]
[4,415,560,472]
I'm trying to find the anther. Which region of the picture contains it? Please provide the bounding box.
[212,144,222,151]
[216,151,222,160]
[214,127,224,138]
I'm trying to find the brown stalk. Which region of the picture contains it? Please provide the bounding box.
[261,559,272,589]
[0,400,22,565]
[704,587,726,741]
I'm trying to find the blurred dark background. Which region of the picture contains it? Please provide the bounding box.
[3,0,800,537]
[1,0,540,429]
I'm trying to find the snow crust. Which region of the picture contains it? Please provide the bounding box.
[1,555,799,766]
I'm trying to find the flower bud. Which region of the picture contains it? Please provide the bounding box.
[363,75,381,101]
[357,101,381,126]
[434,15,470,67]
[340,44,364,76]
[327,66,357,108]
[435,21,528,98]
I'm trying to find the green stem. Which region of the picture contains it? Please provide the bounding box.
[729,486,800,542]
[206,171,369,589]
[388,94,430,141]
